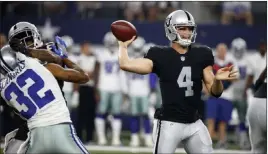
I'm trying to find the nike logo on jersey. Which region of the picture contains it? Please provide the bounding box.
[181,56,185,61]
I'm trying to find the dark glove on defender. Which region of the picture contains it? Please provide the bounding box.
[9,38,28,54]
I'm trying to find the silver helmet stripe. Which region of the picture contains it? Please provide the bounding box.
[0,45,17,74]
[0,54,12,72]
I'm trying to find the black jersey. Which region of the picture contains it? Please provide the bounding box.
[145,44,214,123]
[254,80,266,98]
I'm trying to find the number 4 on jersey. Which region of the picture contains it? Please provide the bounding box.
[177,66,194,97]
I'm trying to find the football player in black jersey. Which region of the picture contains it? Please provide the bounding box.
[3,21,86,153]
[116,10,239,154]
[247,66,266,154]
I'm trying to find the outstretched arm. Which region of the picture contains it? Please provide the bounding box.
[118,36,153,75]
[45,63,89,84]
[8,38,62,65]
[203,65,238,97]
[27,48,62,65]
[203,66,224,97]
[62,58,85,73]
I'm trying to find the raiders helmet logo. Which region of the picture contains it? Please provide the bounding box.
[165,16,172,27]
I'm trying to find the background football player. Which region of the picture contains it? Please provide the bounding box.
[127,37,153,147]
[230,38,250,150]
[244,40,266,154]
[244,40,266,105]
[247,66,266,154]
[94,31,127,146]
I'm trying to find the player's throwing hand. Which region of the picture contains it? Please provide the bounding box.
[215,65,238,81]
[118,36,136,48]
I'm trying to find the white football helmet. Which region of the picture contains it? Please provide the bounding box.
[8,22,43,49]
[231,38,247,59]
[164,10,197,47]
[61,35,74,48]
[142,42,156,54]
[103,32,118,53]
[130,36,146,57]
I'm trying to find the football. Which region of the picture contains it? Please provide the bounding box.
[111,20,137,42]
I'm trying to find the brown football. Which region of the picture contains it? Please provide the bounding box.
[111,20,137,42]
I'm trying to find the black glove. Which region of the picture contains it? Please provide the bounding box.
[9,38,28,54]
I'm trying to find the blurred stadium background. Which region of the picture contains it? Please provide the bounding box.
[0,1,266,154]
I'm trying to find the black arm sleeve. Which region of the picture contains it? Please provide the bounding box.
[203,46,215,69]
[144,46,161,75]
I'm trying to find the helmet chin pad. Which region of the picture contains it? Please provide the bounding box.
[174,38,192,47]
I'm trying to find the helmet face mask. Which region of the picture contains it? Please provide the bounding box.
[8,22,43,49]
[233,47,246,59]
[130,37,146,57]
[103,32,118,53]
[231,38,247,59]
[164,10,197,47]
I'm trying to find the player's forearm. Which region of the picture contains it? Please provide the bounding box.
[118,45,131,69]
[27,48,62,65]
[118,46,152,74]
[211,78,224,97]
[65,69,89,84]
[62,58,84,73]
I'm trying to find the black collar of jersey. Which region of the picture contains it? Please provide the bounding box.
[170,45,192,56]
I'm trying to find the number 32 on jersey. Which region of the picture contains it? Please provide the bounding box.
[4,69,56,119]
[177,66,194,97]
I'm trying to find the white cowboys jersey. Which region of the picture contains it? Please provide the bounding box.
[246,52,266,83]
[96,48,127,93]
[231,55,249,101]
[0,53,71,129]
[127,72,150,97]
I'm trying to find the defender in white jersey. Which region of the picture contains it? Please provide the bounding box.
[4,21,90,154]
[94,32,127,146]
[230,38,250,149]
[244,41,267,153]
[0,45,89,153]
[128,38,153,147]
[244,40,267,102]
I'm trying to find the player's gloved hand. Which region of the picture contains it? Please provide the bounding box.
[54,36,68,59]
[9,38,28,54]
